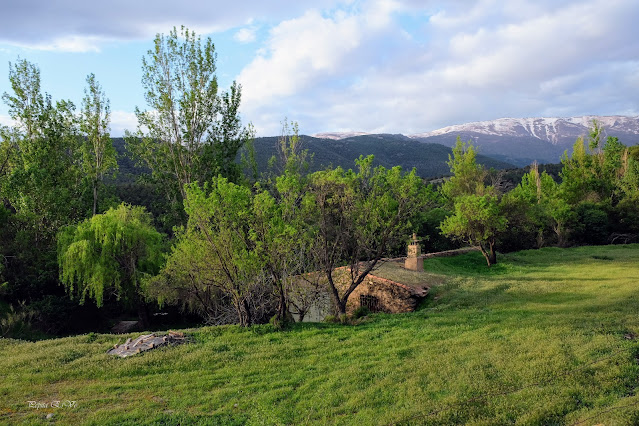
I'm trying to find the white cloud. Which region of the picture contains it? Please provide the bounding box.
[234,27,257,43]
[0,0,342,51]
[0,114,15,128]
[2,0,637,135]
[12,35,104,53]
[237,0,639,135]
[238,0,407,134]
[110,110,139,137]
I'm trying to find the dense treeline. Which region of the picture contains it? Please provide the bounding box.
[1,27,638,337]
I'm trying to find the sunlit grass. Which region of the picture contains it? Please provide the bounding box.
[1,245,639,424]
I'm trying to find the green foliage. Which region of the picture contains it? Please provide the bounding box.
[309,155,432,313]
[414,207,462,253]
[0,59,89,301]
[1,60,86,232]
[80,73,117,216]
[440,137,488,201]
[151,178,269,326]
[440,193,506,266]
[58,204,164,308]
[351,305,370,319]
[127,26,254,226]
[439,137,506,265]
[501,164,566,249]
[561,128,627,206]
[571,202,609,245]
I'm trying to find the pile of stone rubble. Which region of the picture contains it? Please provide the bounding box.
[107,331,186,358]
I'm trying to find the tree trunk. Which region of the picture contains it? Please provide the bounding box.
[137,300,151,329]
[479,241,497,267]
[242,299,252,327]
[92,180,98,216]
[277,285,288,323]
[325,271,346,317]
[235,300,244,326]
[488,247,497,265]
[536,228,544,249]
[337,299,347,316]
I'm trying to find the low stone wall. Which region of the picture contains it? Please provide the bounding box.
[385,246,480,264]
[421,246,480,259]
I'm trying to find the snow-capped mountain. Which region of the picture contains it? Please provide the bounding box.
[408,115,639,166]
[409,116,639,144]
[313,131,371,140]
[312,116,639,166]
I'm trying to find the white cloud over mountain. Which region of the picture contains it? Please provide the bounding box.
[236,0,639,135]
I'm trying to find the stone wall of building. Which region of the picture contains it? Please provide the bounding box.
[290,265,426,321]
[331,267,419,314]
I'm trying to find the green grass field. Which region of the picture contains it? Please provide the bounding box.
[2,245,639,425]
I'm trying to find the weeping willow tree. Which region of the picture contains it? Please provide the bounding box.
[57,203,164,327]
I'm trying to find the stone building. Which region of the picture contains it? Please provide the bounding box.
[290,236,431,321]
[332,265,430,314]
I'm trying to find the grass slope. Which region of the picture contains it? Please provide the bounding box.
[2,245,639,425]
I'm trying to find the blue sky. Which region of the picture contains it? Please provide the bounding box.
[0,0,638,137]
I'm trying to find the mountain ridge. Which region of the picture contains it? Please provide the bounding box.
[311,115,639,166]
[408,115,639,143]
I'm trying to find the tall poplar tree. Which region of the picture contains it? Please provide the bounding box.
[80,73,117,216]
[1,59,85,298]
[127,26,253,224]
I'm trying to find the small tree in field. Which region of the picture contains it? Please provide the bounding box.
[440,193,506,266]
[440,137,505,266]
[58,204,164,327]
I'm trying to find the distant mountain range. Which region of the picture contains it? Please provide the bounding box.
[111,135,515,184]
[112,115,639,184]
[251,134,514,178]
[316,115,639,167]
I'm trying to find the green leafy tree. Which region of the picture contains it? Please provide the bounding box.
[309,156,429,315]
[439,137,506,265]
[58,204,164,327]
[127,26,253,225]
[1,59,84,235]
[152,123,318,326]
[440,137,488,201]
[251,121,316,324]
[1,59,86,299]
[561,122,627,206]
[615,154,639,236]
[441,194,506,266]
[502,163,565,248]
[80,73,117,216]
[151,179,263,326]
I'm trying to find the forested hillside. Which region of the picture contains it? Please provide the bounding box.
[111,135,515,184]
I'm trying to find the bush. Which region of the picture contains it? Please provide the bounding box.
[0,302,34,339]
[572,202,609,245]
[352,306,371,319]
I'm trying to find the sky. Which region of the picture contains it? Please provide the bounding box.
[0,0,638,137]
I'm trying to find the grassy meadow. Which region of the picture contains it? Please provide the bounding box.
[2,245,639,424]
